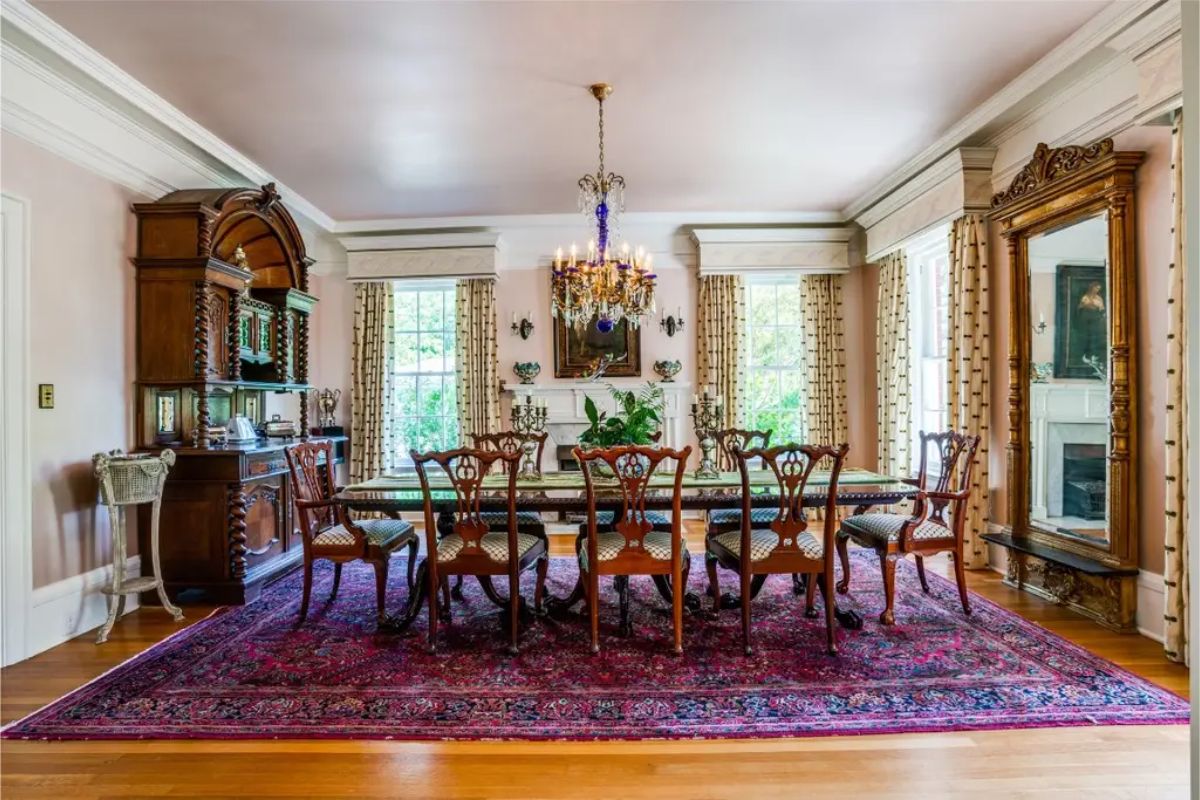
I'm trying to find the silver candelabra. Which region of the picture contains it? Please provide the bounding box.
[690,386,724,479]
[510,395,548,478]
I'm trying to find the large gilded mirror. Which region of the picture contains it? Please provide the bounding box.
[989,139,1143,631]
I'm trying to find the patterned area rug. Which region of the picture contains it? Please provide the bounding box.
[3,551,1188,740]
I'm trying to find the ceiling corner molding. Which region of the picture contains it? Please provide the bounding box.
[840,0,1165,224]
[691,226,852,275]
[0,0,335,232]
[342,231,503,282]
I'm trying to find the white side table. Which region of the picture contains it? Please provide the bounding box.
[93,449,183,644]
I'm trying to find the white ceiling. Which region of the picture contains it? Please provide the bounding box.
[33,0,1109,221]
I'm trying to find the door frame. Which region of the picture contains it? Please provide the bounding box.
[1,192,32,666]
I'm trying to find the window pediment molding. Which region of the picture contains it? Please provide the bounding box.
[342,231,502,281]
[690,227,853,275]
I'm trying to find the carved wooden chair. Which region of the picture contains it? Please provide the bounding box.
[469,430,549,533]
[284,440,418,625]
[573,444,693,655]
[436,431,551,601]
[575,431,674,533]
[412,447,549,654]
[706,443,850,656]
[836,430,981,625]
[706,428,773,537]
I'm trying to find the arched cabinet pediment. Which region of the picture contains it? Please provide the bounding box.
[132,182,318,448]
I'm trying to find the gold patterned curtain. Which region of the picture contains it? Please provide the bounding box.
[1164,110,1190,666]
[946,214,990,569]
[350,282,395,483]
[696,274,746,429]
[876,250,911,476]
[801,274,848,444]
[455,279,501,439]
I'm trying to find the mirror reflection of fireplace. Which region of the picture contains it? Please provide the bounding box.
[1062,443,1106,523]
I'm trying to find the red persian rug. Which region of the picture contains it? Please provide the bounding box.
[2,551,1188,740]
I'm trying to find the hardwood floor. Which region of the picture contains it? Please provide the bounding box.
[1,530,1191,799]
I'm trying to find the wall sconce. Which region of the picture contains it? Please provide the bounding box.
[660,306,685,337]
[1033,310,1047,335]
[511,311,535,340]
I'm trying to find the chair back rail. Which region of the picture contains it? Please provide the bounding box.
[573,444,692,568]
[714,428,772,472]
[733,443,850,569]
[909,430,982,544]
[284,440,354,548]
[470,431,549,475]
[411,447,520,572]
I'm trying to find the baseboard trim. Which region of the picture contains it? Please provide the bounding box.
[1136,569,1165,644]
[27,556,141,658]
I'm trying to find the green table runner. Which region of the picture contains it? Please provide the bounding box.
[344,467,902,493]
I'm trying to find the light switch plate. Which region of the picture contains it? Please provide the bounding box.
[38,384,54,409]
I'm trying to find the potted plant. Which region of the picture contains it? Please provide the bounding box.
[577,383,665,476]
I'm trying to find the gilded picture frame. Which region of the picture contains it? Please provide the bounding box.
[553,315,641,378]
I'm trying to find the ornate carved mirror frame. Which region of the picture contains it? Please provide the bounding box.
[989,139,1144,630]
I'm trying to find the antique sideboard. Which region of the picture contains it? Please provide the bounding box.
[131,183,338,604]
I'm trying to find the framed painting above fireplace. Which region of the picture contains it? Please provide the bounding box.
[553,314,641,378]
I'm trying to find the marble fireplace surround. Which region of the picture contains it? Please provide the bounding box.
[1029,382,1108,527]
[502,381,694,473]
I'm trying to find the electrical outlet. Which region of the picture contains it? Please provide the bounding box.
[38,384,54,409]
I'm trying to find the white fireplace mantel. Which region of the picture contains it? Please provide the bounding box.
[502,380,693,471]
[1029,382,1108,524]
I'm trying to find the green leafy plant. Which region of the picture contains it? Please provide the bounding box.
[577,383,665,448]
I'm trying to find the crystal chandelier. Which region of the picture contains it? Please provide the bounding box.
[551,83,656,334]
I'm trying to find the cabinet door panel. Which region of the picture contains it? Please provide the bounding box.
[243,480,285,567]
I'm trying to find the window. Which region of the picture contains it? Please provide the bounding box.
[906,224,951,471]
[392,282,458,459]
[744,277,806,443]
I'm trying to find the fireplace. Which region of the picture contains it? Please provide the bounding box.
[1062,443,1105,520]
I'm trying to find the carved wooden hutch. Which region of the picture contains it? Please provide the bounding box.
[132,183,345,604]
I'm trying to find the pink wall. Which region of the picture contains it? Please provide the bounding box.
[986,124,1174,573]
[843,263,879,470]
[306,273,354,430]
[316,265,879,471]
[2,133,144,588]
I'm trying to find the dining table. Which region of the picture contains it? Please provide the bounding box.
[335,467,917,634]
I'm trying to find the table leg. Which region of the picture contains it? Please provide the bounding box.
[379,559,429,633]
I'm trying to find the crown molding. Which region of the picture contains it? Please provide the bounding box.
[0,0,334,232]
[841,0,1164,224]
[332,210,845,235]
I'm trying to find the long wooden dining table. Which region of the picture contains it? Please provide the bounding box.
[335,467,917,633]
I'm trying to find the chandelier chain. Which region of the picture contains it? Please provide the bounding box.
[597,94,605,179]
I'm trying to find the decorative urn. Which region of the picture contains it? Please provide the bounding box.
[513,361,541,384]
[652,359,682,382]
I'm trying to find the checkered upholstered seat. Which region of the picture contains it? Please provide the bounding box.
[710,529,824,561]
[478,510,544,528]
[437,531,542,563]
[707,507,780,527]
[594,510,671,527]
[312,518,414,549]
[578,530,689,571]
[841,512,952,546]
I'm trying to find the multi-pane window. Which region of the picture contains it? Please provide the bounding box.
[744,277,806,443]
[906,224,951,471]
[392,283,458,459]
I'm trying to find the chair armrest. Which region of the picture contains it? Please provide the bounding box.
[296,498,337,510]
[922,489,970,502]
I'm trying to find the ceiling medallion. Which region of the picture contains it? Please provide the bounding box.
[551,83,657,334]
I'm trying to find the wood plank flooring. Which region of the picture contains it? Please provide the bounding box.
[1,530,1191,799]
